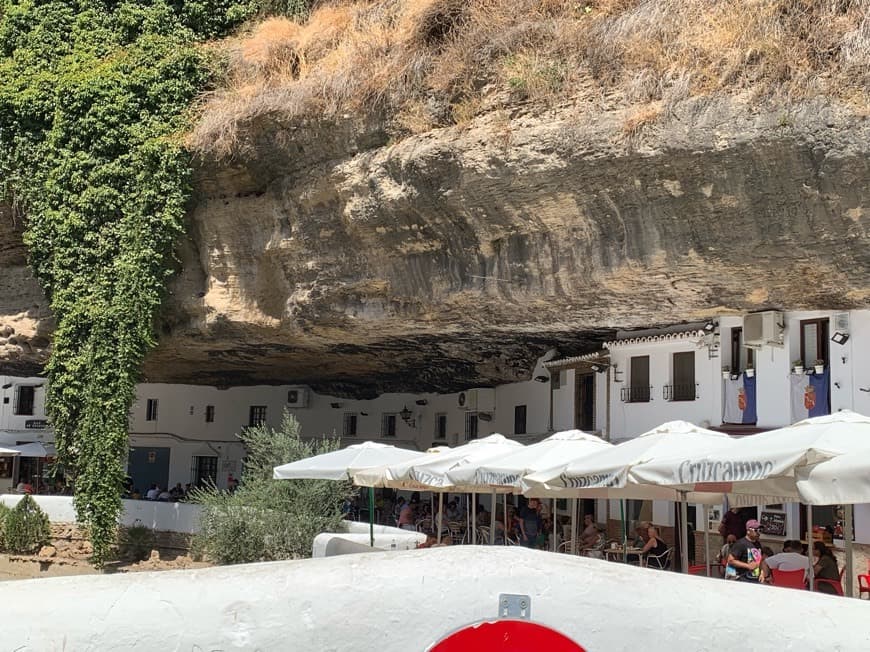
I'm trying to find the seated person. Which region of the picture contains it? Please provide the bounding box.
[813,541,841,594]
[632,524,649,549]
[762,540,809,584]
[579,514,598,547]
[640,526,670,568]
[417,531,438,549]
[584,525,607,559]
[717,534,737,576]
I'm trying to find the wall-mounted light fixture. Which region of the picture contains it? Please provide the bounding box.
[415,399,428,406]
[360,412,369,416]
[478,412,493,422]
[330,402,342,409]
[399,405,415,428]
[589,362,610,374]
[533,375,549,383]
[703,321,716,332]
[1,383,11,390]
[831,331,850,346]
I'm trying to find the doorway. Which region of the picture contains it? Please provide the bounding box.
[575,372,595,431]
[127,446,171,492]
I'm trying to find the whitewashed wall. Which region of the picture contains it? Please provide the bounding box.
[0,374,48,431]
[607,334,722,440]
[0,494,202,533]
[3,547,869,651]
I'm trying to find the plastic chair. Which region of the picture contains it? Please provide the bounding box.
[770,568,807,589]
[814,567,845,596]
[556,540,574,554]
[858,573,870,599]
[646,547,673,570]
[447,521,465,545]
[687,564,708,576]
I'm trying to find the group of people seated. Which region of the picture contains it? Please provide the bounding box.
[718,531,842,592]
[15,478,71,495]
[127,482,193,502]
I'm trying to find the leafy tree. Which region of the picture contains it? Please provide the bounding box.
[0,0,310,566]
[192,411,352,564]
[4,495,51,554]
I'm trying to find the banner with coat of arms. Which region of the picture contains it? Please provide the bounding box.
[790,369,830,423]
[723,373,757,424]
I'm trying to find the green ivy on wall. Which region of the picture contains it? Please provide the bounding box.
[0,0,309,565]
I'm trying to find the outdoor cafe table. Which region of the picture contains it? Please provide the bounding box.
[604,546,645,566]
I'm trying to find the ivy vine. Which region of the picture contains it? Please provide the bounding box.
[0,0,310,565]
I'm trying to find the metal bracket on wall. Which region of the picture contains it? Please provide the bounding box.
[498,594,531,620]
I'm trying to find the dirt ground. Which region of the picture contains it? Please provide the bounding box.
[0,549,210,582]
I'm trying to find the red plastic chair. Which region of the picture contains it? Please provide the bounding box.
[688,564,708,576]
[770,568,807,589]
[814,566,845,596]
[858,561,870,599]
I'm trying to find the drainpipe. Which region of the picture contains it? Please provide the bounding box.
[547,372,554,433]
[605,365,612,442]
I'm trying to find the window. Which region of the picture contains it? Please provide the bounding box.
[249,405,267,427]
[628,356,650,402]
[434,413,447,439]
[800,318,829,367]
[514,405,527,435]
[205,405,215,423]
[191,456,218,488]
[730,328,754,372]
[13,386,35,416]
[670,351,696,401]
[381,413,397,437]
[465,412,479,440]
[343,413,358,437]
[145,398,159,421]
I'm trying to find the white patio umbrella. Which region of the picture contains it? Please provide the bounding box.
[8,442,55,457]
[631,411,870,504]
[447,430,611,550]
[273,441,427,546]
[524,421,736,573]
[362,434,524,544]
[631,411,870,595]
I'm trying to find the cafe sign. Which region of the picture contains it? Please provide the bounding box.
[25,420,49,430]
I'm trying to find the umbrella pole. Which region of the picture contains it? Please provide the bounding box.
[807,504,815,591]
[368,487,375,547]
[702,503,710,577]
[621,499,627,564]
[571,497,578,555]
[471,491,477,546]
[489,490,496,545]
[845,504,854,598]
[680,494,689,574]
[503,493,508,545]
[437,492,444,544]
[551,499,557,552]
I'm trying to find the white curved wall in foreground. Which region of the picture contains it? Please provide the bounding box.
[2,547,868,651]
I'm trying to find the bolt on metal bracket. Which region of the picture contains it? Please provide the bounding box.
[498,593,531,620]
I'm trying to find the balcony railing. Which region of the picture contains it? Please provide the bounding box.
[663,383,699,401]
[621,385,652,403]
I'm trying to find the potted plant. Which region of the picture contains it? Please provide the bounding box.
[745,363,755,378]
[814,359,825,374]
[721,366,731,380]
[792,360,804,375]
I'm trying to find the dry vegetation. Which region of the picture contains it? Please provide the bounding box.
[191,0,870,158]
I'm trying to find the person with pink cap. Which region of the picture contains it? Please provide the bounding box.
[725,519,763,583]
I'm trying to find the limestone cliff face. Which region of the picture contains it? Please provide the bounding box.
[2,97,870,395]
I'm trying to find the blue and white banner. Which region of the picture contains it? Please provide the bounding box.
[790,369,830,422]
[723,373,757,425]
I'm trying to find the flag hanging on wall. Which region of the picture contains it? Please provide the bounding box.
[723,373,757,424]
[790,369,830,422]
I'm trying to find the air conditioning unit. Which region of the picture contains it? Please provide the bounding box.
[457,388,495,412]
[286,387,310,408]
[743,311,784,348]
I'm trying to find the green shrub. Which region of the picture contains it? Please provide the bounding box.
[118,523,156,562]
[4,496,51,555]
[0,503,12,551]
[192,410,352,564]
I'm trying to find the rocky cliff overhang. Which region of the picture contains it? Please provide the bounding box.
[2,97,869,396]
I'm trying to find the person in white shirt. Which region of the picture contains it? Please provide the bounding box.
[762,540,810,583]
[145,484,159,500]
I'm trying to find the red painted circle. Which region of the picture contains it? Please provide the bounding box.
[430,620,586,652]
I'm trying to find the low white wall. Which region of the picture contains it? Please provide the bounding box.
[0,495,202,534]
[1,547,868,651]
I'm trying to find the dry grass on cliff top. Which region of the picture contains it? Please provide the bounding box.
[191,0,870,158]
